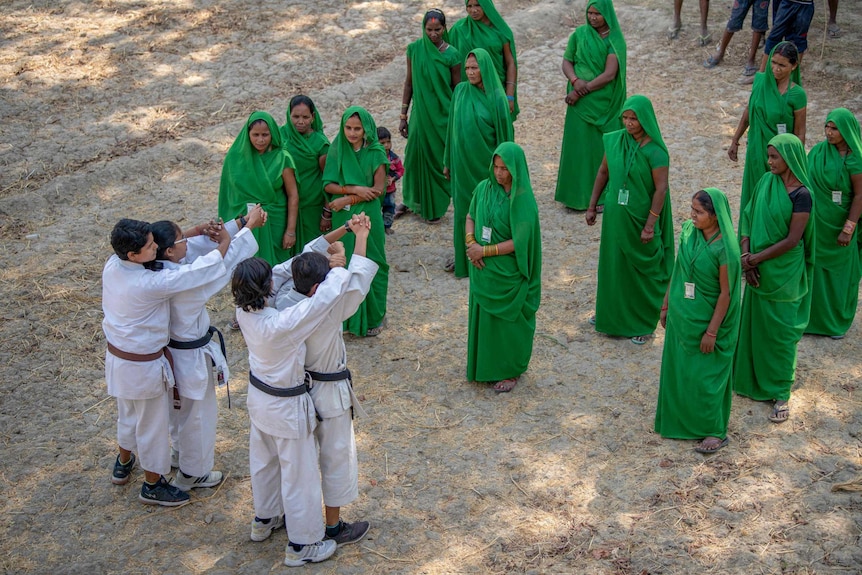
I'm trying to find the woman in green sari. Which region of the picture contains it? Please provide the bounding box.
[448,0,519,119]
[398,9,462,222]
[728,41,807,217]
[805,109,862,338]
[655,189,741,454]
[735,133,814,423]
[281,95,331,253]
[465,142,541,393]
[554,0,626,211]
[586,95,674,344]
[218,110,299,265]
[323,107,389,337]
[444,48,513,278]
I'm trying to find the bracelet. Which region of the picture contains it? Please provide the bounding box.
[844,219,857,229]
[506,95,514,101]
[401,103,408,109]
[505,81,515,85]
[705,330,717,338]
[649,209,660,218]
[239,216,247,228]
[741,252,750,257]
[399,114,408,120]
[340,185,347,195]
[465,233,476,245]
[322,206,332,214]
[343,222,353,234]
[285,231,295,236]
[321,213,332,220]
[661,306,668,311]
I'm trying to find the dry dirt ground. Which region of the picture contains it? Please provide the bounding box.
[2,0,862,573]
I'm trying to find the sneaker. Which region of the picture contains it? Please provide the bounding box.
[170,470,224,491]
[138,476,190,506]
[251,515,285,542]
[111,453,136,485]
[325,520,370,547]
[170,448,179,469]
[283,540,337,567]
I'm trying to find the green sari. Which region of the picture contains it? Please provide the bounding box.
[655,188,741,440]
[595,95,674,337]
[467,142,542,382]
[322,106,389,336]
[218,111,297,265]
[739,43,807,216]
[806,109,862,336]
[735,134,815,402]
[448,0,519,120]
[280,99,330,255]
[554,0,626,210]
[402,25,462,220]
[445,48,514,278]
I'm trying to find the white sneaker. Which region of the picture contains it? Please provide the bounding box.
[170,470,223,491]
[284,539,337,567]
[250,515,285,542]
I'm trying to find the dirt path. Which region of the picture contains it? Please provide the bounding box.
[1,0,862,573]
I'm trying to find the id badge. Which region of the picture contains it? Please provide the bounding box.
[481,226,492,243]
[776,123,787,134]
[617,189,629,206]
[684,282,696,300]
[344,203,352,212]
[833,190,843,204]
[246,202,256,214]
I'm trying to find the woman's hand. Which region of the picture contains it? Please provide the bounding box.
[744,268,760,287]
[399,118,408,138]
[354,187,377,202]
[660,308,667,329]
[319,214,332,233]
[573,79,590,97]
[641,225,655,243]
[282,230,297,250]
[838,230,852,246]
[564,90,580,106]
[443,167,450,180]
[727,140,739,162]
[585,208,597,226]
[741,253,753,271]
[700,331,716,354]
[508,98,515,113]
[466,243,485,270]
[246,205,267,230]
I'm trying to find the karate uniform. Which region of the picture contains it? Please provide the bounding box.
[167,223,258,477]
[102,249,227,476]
[239,253,377,545]
[273,241,377,508]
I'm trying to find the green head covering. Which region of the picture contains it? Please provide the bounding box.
[703,187,740,301]
[322,106,388,187]
[282,95,325,154]
[768,133,811,190]
[827,108,862,160]
[585,0,626,73]
[621,94,668,156]
[457,48,512,143]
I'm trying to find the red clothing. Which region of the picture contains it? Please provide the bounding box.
[387,150,404,194]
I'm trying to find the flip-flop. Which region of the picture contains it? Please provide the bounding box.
[703,55,721,69]
[667,24,681,40]
[694,437,729,454]
[768,402,790,423]
[742,64,757,76]
[493,378,518,393]
[229,318,241,331]
[588,315,596,326]
[828,23,842,38]
[830,334,845,340]
[697,33,712,47]
[630,335,648,345]
[444,256,455,273]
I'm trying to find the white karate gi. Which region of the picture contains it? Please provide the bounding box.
[239,254,377,544]
[167,223,258,477]
[273,242,378,508]
[103,249,226,475]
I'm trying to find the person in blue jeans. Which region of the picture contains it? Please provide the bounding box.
[704,0,769,78]
[744,0,813,82]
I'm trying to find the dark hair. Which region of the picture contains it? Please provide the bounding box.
[291,252,330,296]
[377,126,391,140]
[290,95,316,114]
[693,190,716,217]
[249,118,269,130]
[232,257,273,312]
[773,41,799,65]
[150,220,182,261]
[111,218,151,260]
[423,8,446,27]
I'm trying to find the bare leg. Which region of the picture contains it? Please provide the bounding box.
[715,29,734,61]
[827,0,841,36]
[699,0,710,38]
[673,0,683,30]
[325,505,340,528]
[746,31,764,69]
[758,52,768,72]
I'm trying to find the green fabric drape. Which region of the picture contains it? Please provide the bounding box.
[448,0,519,120]
[739,42,808,216]
[467,142,542,382]
[402,24,462,220]
[655,188,741,440]
[322,106,389,336]
[735,133,815,402]
[218,110,297,265]
[445,48,514,278]
[594,95,674,337]
[806,108,862,336]
[555,0,627,209]
[280,99,330,255]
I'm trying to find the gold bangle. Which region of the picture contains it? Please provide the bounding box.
[465,233,476,245]
[399,114,408,120]
[494,244,499,256]
[401,103,408,109]
[649,209,660,218]
[845,219,857,229]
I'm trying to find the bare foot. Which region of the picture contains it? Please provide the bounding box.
[493,378,518,393]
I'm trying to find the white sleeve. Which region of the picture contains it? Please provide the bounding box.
[272,267,351,339]
[328,254,379,322]
[185,235,218,264]
[302,235,331,255]
[155,249,227,297]
[271,255,299,295]
[223,227,259,272]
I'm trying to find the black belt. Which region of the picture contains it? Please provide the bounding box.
[249,372,309,397]
[306,368,351,382]
[169,326,226,357]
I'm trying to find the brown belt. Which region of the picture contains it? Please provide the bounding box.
[107,342,179,409]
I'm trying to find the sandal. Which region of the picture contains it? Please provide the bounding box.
[493,378,518,393]
[229,317,241,331]
[828,23,842,38]
[393,203,409,220]
[366,325,383,337]
[667,24,681,40]
[426,217,443,225]
[697,32,712,47]
[694,437,729,454]
[742,64,757,77]
[768,401,790,423]
[703,55,721,69]
[630,335,648,345]
[588,315,596,326]
[444,256,455,273]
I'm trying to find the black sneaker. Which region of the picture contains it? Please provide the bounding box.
[325,520,370,546]
[138,476,190,506]
[112,453,136,485]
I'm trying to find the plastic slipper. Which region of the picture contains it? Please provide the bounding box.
[703,55,721,69]
[229,318,241,331]
[444,256,455,273]
[667,24,681,40]
[630,335,648,345]
[493,378,518,393]
[768,402,790,423]
[830,334,845,340]
[589,315,596,326]
[694,437,729,454]
[742,64,757,76]
[828,23,842,38]
[697,33,712,47]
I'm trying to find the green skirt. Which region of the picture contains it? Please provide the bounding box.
[466,292,535,382]
[554,109,608,210]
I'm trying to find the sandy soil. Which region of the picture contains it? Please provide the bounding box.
[2,0,862,573]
